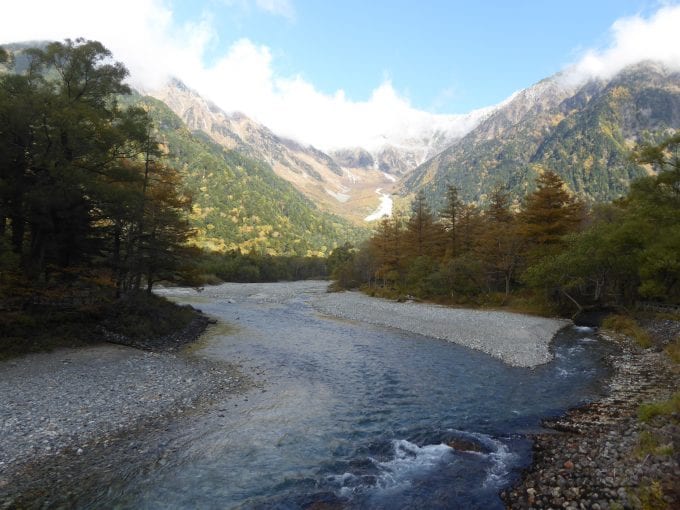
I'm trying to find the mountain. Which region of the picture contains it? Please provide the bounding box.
[149,80,400,223]
[148,80,493,223]
[402,62,680,208]
[133,94,364,256]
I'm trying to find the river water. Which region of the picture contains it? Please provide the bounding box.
[111,283,613,509]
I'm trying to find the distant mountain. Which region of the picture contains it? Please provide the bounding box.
[148,79,494,223]
[133,94,364,256]
[402,62,680,208]
[149,80,399,223]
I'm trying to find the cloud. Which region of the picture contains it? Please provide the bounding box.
[0,0,473,150]
[221,0,295,20]
[255,0,295,20]
[565,4,680,83]
[3,1,679,151]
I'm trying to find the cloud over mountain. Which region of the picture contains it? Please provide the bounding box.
[3,1,680,150]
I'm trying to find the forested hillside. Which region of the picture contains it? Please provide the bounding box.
[334,133,680,312]
[132,95,365,257]
[404,62,680,209]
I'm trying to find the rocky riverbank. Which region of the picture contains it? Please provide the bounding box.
[0,322,251,508]
[502,327,679,509]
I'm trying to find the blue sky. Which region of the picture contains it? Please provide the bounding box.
[178,0,660,112]
[2,0,679,148]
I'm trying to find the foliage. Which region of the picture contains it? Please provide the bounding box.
[665,337,680,364]
[333,171,586,307]
[630,480,668,510]
[0,40,195,295]
[635,430,674,458]
[334,136,680,317]
[197,250,328,283]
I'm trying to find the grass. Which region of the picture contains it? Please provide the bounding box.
[0,308,103,361]
[630,480,667,510]
[665,337,680,363]
[635,430,674,458]
[638,391,680,423]
[602,314,653,348]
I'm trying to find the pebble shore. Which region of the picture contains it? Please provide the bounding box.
[0,322,249,506]
[313,290,569,368]
[502,331,679,509]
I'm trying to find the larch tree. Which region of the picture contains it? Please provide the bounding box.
[519,170,584,262]
[403,190,443,260]
[439,184,461,258]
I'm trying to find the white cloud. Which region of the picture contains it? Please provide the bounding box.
[565,4,680,84]
[2,1,679,151]
[0,0,474,150]
[255,0,295,20]
[221,0,295,20]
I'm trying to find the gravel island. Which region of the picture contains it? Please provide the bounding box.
[313,289,570,368]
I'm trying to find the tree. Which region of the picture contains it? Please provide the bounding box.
[478,187,524,295]
[0,39,195,294]
[519,170,584,261]
[440,184,461,258]
[403,190,443,260]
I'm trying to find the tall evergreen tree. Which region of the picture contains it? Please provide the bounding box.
[519,170,584,261]
[403,190,443,260]
[440,184,461,258]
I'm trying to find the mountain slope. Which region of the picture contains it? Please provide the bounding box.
[149,80,399,223]
[136,94,364,256]
[403,62,680,207]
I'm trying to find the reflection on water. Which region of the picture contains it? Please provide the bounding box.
[107,284,614,509]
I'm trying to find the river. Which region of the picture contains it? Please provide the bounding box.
[108,282,613,509]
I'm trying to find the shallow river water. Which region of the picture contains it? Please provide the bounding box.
[111,283,614,509]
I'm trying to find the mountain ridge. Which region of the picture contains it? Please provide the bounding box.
[401,61,680,208]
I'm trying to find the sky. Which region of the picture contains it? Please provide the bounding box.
[2,1,680,149]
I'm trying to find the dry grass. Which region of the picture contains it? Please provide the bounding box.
[602,314,653,348]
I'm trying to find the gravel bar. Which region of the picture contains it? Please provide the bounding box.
[161,281,570,368]
[312,290,570,368]
[0,344,247,480]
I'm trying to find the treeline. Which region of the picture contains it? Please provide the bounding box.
[198,251,328,282]
[0,39,197,299]
[331,135,680,313]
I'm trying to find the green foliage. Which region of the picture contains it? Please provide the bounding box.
[629,480,668,510]
[635,430,674,458]
[130,95,365,258]
[336,141,680,317]
[197,250,327,283]
[637,392,680,423]
[101,292,197,340]
[665,338,680,364]
[0,39,198,301]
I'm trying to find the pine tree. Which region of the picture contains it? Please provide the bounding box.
[403,190,443,260]
[440,184,461,258]
[479,187,524,295]
[519,170,584,260]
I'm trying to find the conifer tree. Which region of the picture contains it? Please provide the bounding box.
[440,184,461,258]
[403,190,443,260]
[519,170,584,260]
